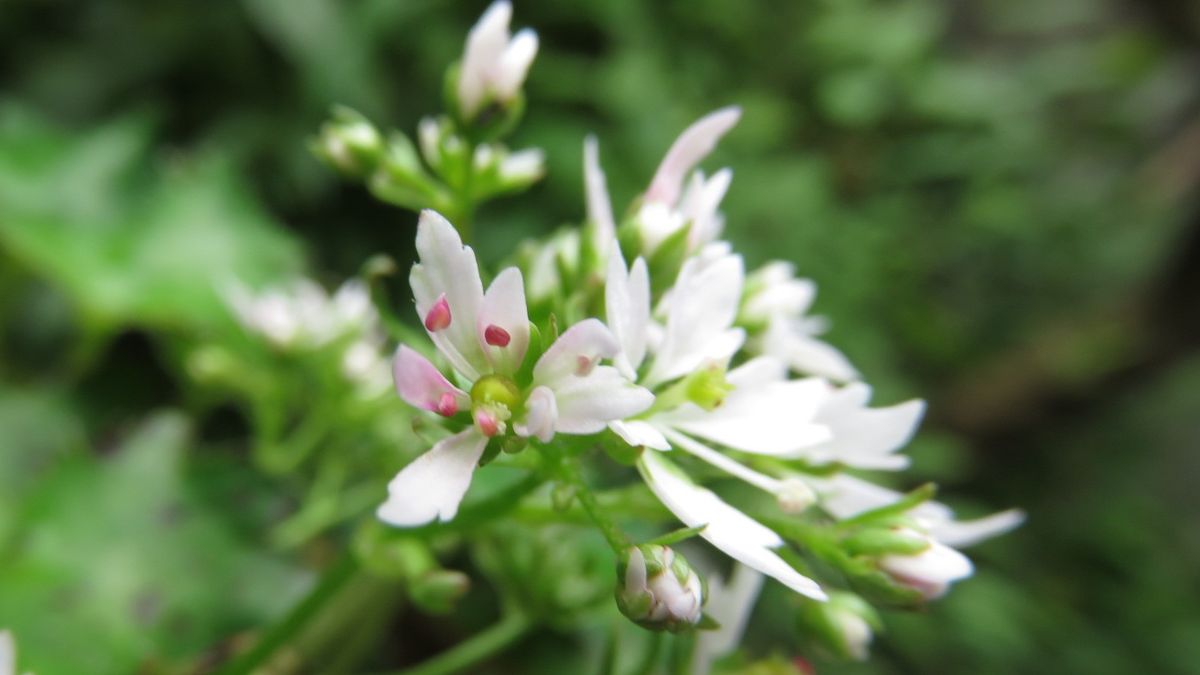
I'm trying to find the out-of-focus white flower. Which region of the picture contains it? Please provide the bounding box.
[876,527,973,600]
[617,545,705,632]
[691,564,763,675]
[806,382,925,471]
[742,262,858,383]
[497,147,544,183]
[457,1,538,120]
[1,630,30,675]
[378,211,652,527]
[583,136,617,259]
[604,245,829,599]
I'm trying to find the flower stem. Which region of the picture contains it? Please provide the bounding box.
[552,450,629,552]
[388,612,533,675]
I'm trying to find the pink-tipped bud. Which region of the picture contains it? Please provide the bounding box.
[474,409,502,437]
[424,295,452,331]
[576,355,598,376]
[484,324,511,347]
[434,392,458,417]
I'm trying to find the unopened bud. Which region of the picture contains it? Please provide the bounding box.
[314,106,383,177]
[616,545,704,632]
[776,478,816,514]
[797,591,878,660]
[877,528,972,600]
[410,569,471,615]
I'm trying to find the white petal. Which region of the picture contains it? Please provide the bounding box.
[0,630,13,675]
[645,106,742,206]
[605,250,651,378]
[656,378,832,456]
[496,28,538,100]
[645,252,746,386]
[499,148,544,182]
[808,383,923,470]
[377,430,489,527]
[693,564,764,675]
[726,355,788,387]
[660,427,784,494]
[610,420,670,450]
[477,267,530,375]
[532,318,619,386]
[881,540,973,589]
[584,136,617,252]
[763,319,858,382]
[743,264,817,321]
[680,168,732,249]
[930,509,1026,549]
[638,452,827,600]
[410,210,488,380]
[392,345,470,414]
[458,0,512,116]
[551,366,654,434]
[515,385,557,442]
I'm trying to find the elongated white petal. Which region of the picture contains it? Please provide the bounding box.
[605,250,651,378]
[496,28,538,99]
[646,252,746,386]
[392,345,470,415]
[551,366,654,434]
[693,565,764,675]
[377,430,489,527]
[660,427,784,494]
[645,106,742,206]
[930,509,1026,548]
[0,630,14,675]
[584,136,617,251]
[515,385,557,442]
[763,318,858,382]
[410,210,488,380]
[610,420,671,450]
[681,168,732,249]
[657,378,831,456]
[477,267,530,375]
[638,452,827,600]
[806,383,923,470]
[533,318,620,386]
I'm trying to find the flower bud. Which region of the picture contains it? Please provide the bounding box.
[410,569,471,616]
[876,528,973,600]
[616,545,704,632]
[796,591,878,660]
[313,106,383,177]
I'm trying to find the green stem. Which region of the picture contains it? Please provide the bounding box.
[389,612,533,675]
[554,452,629,552]
[216,553,360,675]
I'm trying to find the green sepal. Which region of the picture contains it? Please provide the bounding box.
[647,223,692,297]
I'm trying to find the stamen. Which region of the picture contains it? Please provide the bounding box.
[434,392,458,417]
[484,324,511,347]
[424,295,452,331]
[575,355,597,376]
[474,409,502,437]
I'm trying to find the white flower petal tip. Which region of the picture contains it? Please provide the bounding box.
[392,345,469,416]
[515,385,558,442]
[477,267,531,374]
[377,430,489,527]
[410,210,487,380]
[584,136,617,246]
[931,508,1026,549]
[645,106,743,206]
[605,250,650,379]
[880,537,974,600]
[808,384,924,470]
[609,420,670,450]
[638,452,827,601]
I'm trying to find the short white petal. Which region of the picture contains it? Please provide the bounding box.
[551,366,655,434]
[646,252,746,386]
[763,319,858,383]
[514,385,558,442]
[660,427,783,494]
[458,1,512,116]
[477,267,530,374]
[610,420,671,450]
[584,136,617,251]
[410,210,487,380]
[638,452,827,600]
[881,541,973,587]
[682,168,732,249]
[809,383,924,469]
[496,28,538,99]
[377,430,488,527]
[657,378,832,456]
[645,106,742,207]
[605,251,651,378]
[532,318,619,386]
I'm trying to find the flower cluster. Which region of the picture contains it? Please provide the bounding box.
[310,0,1022,662]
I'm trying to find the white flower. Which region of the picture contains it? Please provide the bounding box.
[742,262,858,383]
[877,527,974,600]
[378,211,653,527]
[457,1,538,120]
[633,107,741,256]
[0,630,30,675]
[583,135,617,259]
[805,381,925,471]
[691,564,763,675]
[603,245,830,598]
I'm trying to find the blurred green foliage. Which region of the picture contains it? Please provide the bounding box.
[1,0,1198,673]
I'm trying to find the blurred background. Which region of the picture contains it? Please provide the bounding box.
[2,0,1199,673]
